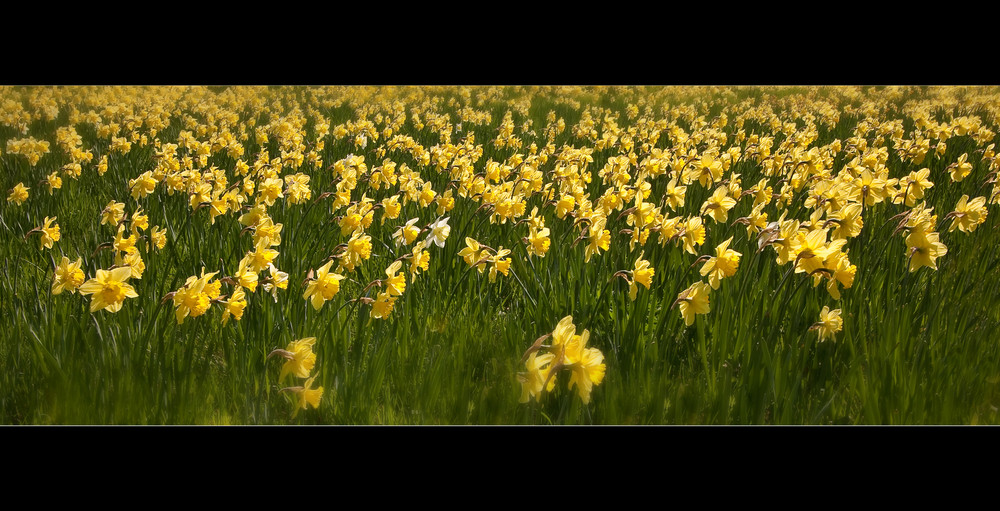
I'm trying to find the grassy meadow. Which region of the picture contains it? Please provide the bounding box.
[2,85,998,424]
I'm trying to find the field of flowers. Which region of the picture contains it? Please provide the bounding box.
[2,85,998,424]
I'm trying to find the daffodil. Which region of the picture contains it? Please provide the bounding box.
[113,223,137,255]
[381,195,402,223]
[39,217,60,250]
[896,168,933,207]
[253,216,283,247]
[117,250,145,279]
[677,281,711,327]
[290,375,323,418]
[681,216,706,255]
[793,228,845,275]
[52,256,85,295]
[173,270,219,324]
[426,217,451,248]
[629,252,654,301]
[949,194,987,233]
[370,291,398,319]
[817,250,856,300]
[263,263,289,302]
[278,337,317,382]
[567,345,605,405]
[555,194,575,219]
[221,286,247,325]
[527,316,606,405]
[340,232,372,272]
[701,185,738,224]
[45,171,62,195]
[584,217,611,263]
[813,306,843,342]
[948,153,973,182]
[131,207,149,232]
[7,182,29,205]
[700,237,741,290]
[518,352,556,403]
[830,203,864,240]
[284,173,312,204]
[526,226,551,258]
[488,247,512,283]
[664,177,686,211]
[79,267,138,313]
[150,226,167,250]
[393,218,421,246]
[906,230,947,272]
[233,257,259,292]
[384,261,406,297]
[129,171,156,200]
[258,177,284,206]
[101,201,125,226]
[458,238,488,272]
[408,243,431,282]
[303,260,344,310]
[551,315,577,349]
[246,239,279,273]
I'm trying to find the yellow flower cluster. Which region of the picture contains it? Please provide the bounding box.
[518,316,605,405]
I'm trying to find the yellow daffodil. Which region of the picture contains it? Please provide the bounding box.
[701,185,738,224]
[381,195,402,223]
[79,267,138,313]
[523,316,605,405]
[518,352,556,403]
[458,237,488,272]
[906,230,947,272]
[949,194,987,233]
[526,227,550,258]
[101,201,125,226]
[681,216,706,255]
[678,281,711,327]
[150,226,167,250]
[408,243,431,282]
[341,232,372,272]
[562,328,605,405]
[384,261,406,297]
[221,286,247,325]
[629,252,654,301]
[38,216,60,250]
[813,306,843,342]
[278,337,317,383]
[370,291,398,319]
[584,217,611,263]
[173,270,219,324]
[664,177,686,211]
[7,182,29,205]
[234,257,259,292]
[52,256,85,295]
[488,247,512,283]
[303,260,345,310]
[948,153,973,182]
[290,375,323,418]
[45,171,62,195]
[393,218,421,246]
[700,236,741,290]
